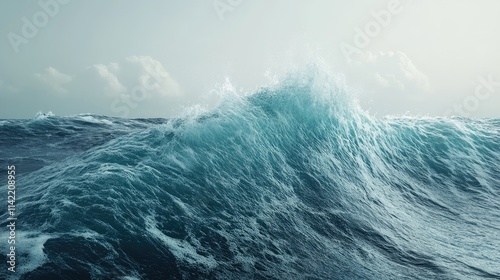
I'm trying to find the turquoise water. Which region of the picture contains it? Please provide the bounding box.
[1,70,499,279]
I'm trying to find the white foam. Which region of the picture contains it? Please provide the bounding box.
[169,194,194,217]
[79,115,113,125]
[34,111,55,119]
[15,231,55,275]
[70,229,100,240]
[120,276,141,280]
[145,215,217,269]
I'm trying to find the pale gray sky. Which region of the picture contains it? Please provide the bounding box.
[1,0,499,118]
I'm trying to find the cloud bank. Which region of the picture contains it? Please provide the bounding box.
[27,56,182,118]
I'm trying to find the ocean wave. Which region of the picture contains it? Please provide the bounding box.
[1,68,499,279]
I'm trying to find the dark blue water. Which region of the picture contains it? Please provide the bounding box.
[1,71,499,279]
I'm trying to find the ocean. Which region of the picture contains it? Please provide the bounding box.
[1,70,499,279]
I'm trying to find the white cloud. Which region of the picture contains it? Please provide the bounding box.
[348,51,431,96]
[126,55,181,96]
[34,67,73,94]
[344,51,433,115]
[28,57,182,118]
[91,63,126,94]
[86,56,181,99]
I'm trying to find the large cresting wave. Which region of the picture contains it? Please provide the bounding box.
[1,68,499,279]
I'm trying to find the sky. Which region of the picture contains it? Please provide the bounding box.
[1,0,499,119]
